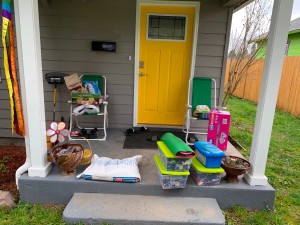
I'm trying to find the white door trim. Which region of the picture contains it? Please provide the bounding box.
[133,0,200,127]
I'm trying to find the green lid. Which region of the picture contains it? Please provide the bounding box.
[154,155,190,176]
[71,93,100,99]
[157,141,176,158]
[191,158,224,173]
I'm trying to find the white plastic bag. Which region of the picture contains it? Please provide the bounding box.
[77,154,142,183]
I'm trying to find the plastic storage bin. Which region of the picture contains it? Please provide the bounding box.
[190,158,224,186]
[157,141,192,172]
[154,155,189,189]
[194,141,225,168]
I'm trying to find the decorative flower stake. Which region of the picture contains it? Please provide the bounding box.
[46,122,69,143]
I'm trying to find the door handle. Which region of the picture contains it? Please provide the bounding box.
[139,72,147,76]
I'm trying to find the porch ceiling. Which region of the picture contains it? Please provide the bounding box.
[222,0,252,8]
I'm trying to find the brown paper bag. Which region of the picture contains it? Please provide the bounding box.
[64,73,82,92]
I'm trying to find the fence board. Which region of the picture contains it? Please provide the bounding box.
[225,56,300,117]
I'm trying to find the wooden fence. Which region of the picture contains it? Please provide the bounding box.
[225,56,300,117]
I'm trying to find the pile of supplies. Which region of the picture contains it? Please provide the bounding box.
[154,133,195,189]
[64,73,104,116]
[193,105,210,119]
[190,141,225,186]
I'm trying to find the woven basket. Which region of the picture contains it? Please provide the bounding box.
[51,143,84,176]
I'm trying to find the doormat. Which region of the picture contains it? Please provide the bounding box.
[123,130,196,149]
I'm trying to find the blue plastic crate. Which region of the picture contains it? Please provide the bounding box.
[194,142,225,168]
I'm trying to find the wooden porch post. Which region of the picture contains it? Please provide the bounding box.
[244,0,294,186]
[14,0,51,177]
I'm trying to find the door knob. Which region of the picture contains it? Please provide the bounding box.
[139,72,147,76]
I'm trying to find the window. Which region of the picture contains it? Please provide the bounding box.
[148,15,186,40]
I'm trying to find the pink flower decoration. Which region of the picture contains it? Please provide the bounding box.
[46,122,69,143]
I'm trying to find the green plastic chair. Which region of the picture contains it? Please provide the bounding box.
[183,77,216,145]
[69,74,108,141]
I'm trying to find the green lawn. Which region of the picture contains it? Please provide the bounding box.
[224,96,300,225]
[0,204,65,225]
[1,96,299,225]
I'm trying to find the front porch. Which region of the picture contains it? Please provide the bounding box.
[19,129,275,210]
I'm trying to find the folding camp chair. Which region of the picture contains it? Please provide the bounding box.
[183,77,217,145]
[68,75,108,141]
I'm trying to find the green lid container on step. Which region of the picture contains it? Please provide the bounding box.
[190,158,225,186]
[154,154,189,189]
[191,158,224,173]
[154,154,190,176]
[157,141,192,172]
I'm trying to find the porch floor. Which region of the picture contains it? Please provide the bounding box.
[19,129,275,210]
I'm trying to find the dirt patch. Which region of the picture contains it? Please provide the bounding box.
[0,146,26,201]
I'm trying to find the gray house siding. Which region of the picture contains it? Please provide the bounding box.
[0,0,230,137]
[38,0,135,131]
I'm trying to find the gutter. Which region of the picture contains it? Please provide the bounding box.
[15,157,31,189]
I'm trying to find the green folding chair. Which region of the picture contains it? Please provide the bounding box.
[69,74,108,141]
[183,77,216,145]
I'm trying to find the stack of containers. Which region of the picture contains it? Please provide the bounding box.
[154,141,193,189]
[190,141,225,186]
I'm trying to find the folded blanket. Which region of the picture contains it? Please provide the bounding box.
[77,154,142,183]
[160,133,195,158]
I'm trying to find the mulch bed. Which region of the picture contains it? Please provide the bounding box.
[0,146,26,201]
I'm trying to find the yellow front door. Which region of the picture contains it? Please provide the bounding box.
[137,5,195,126]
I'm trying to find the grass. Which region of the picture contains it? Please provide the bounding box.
[0,204,65,225]
[0,96,299,224]
[224,96,300,225]
[0,204,112,225]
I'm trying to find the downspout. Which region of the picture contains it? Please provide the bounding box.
[15,157,31,189]
[15,138,32,189]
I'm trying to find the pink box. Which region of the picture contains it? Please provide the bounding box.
[207,110,231,151]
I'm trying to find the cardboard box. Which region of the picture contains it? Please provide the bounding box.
[207,110,231,150]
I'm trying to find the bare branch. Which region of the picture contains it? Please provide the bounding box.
[223,0,272,106]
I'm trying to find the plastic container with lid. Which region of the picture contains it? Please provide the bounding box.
[154,154,189,189]
[157,141,192,172]
[194,141,225,168]
[190,158,224,186]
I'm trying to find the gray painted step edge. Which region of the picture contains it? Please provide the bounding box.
[63,193,225,225]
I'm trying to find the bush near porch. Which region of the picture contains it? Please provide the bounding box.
[1,96,299,224]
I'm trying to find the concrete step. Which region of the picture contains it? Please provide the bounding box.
[63,193,225,225]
